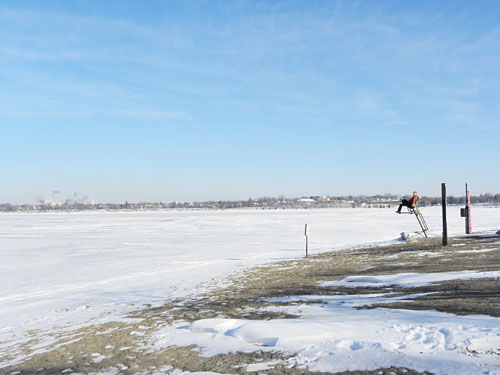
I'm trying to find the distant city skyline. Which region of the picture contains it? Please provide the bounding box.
[2,1,499,204]
[33,191,93,206]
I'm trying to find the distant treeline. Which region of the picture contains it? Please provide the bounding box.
[420,193,500,206]
[1,193,499,213]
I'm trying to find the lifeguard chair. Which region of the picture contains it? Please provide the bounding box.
[401,202,429,238]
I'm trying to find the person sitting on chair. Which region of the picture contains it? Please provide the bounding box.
[396,191,419,214]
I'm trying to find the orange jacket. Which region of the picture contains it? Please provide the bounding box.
[409,193,419,207]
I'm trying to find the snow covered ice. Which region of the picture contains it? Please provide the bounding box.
[1,206,500,373]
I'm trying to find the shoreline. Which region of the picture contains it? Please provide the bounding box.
[2,232,500,374]
[1,203,500,215]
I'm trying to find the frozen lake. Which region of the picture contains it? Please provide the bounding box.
[1,206,499,357]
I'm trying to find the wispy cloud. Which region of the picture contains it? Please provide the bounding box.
[1,2,499,131]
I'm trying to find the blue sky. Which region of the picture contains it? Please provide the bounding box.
[1,0,499,203]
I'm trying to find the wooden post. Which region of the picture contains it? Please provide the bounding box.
[304,224,309,258]
[441,183,448,246]
[465,183,468,234]
[466,183,471,234]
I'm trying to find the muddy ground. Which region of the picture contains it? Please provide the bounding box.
[1,233,499,375]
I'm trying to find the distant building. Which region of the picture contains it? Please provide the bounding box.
[299,198,315,203]
[52,191,61,204]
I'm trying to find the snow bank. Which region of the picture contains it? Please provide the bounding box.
[151,294,500,375]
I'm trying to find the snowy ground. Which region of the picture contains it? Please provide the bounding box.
[154,293,500,374]
[1,206,499,373]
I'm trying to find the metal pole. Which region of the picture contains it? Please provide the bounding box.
[305,224,308,258]
[442,183,448,246]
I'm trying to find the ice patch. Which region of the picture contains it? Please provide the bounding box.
[320,271,500,288]
[457,248,497,254]
[90,353,107,363]
[480,233,500,238]
[245,360,280,371]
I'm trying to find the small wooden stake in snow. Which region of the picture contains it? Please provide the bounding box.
[304,224,309,258]
[442,183,448,246]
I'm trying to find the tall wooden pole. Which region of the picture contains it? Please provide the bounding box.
[441,183,448,246]
[466,183,471,234]
[465,183,468,234]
